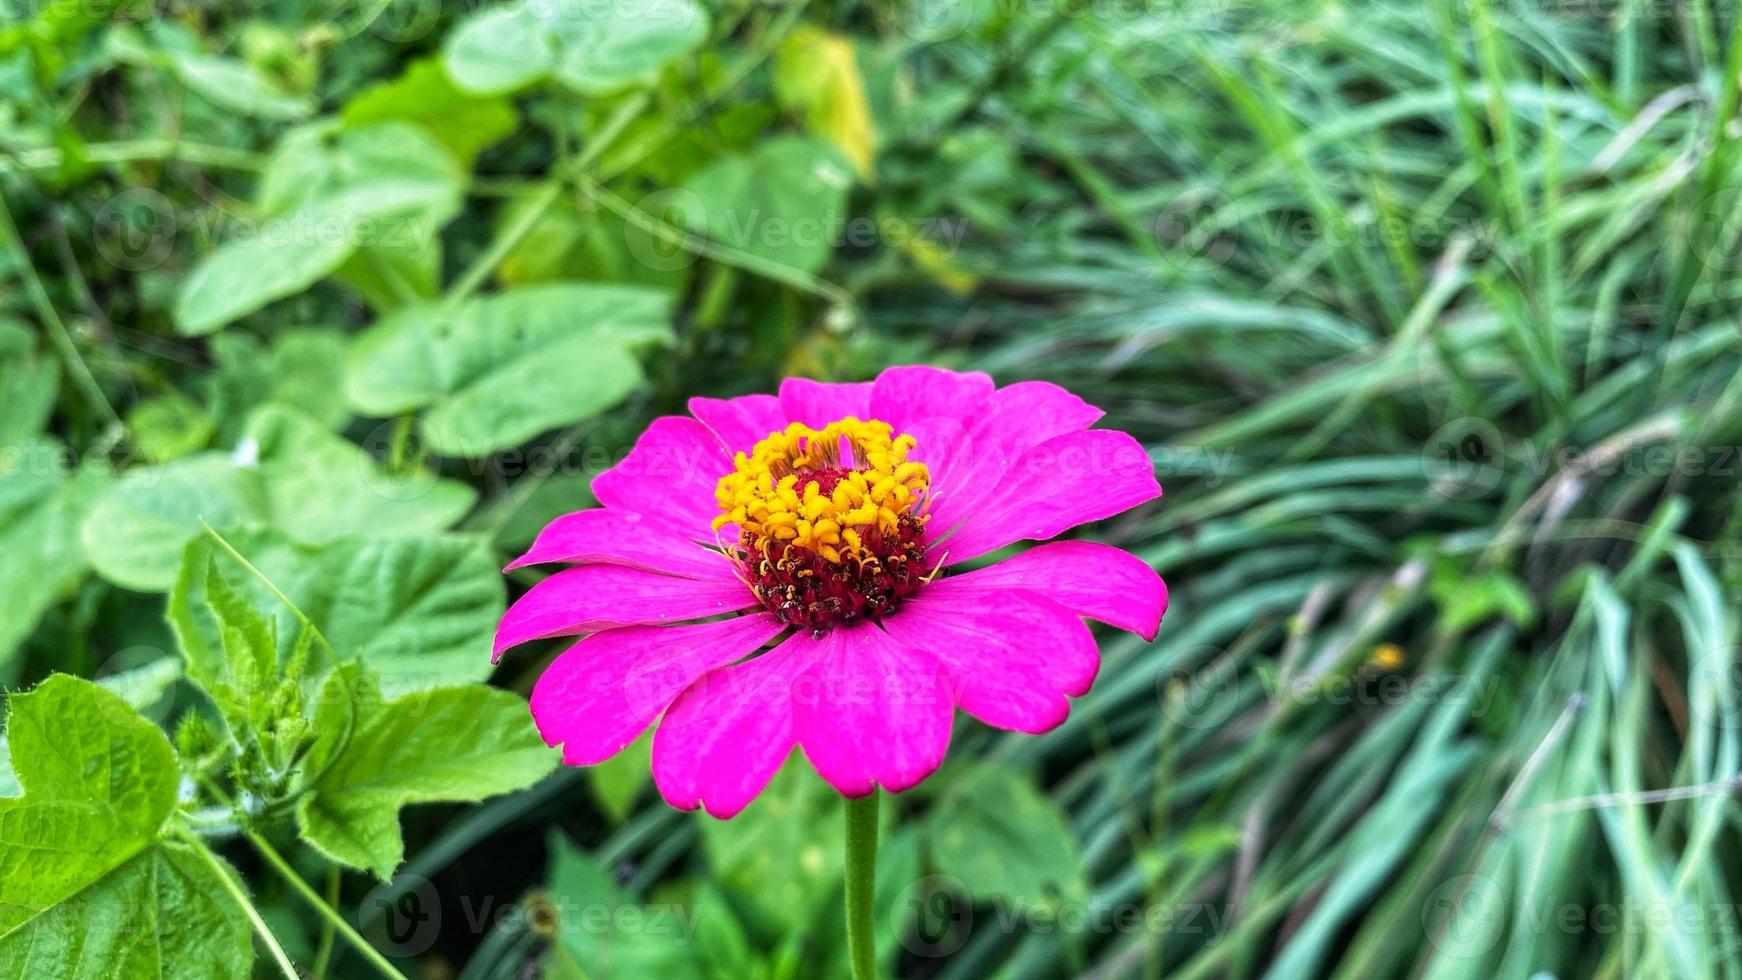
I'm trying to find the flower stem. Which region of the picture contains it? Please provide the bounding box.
[844,791,880,980]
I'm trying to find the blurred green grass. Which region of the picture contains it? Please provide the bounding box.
[2,0,1741,977]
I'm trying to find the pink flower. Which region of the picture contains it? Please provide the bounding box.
[496,366,1167,817]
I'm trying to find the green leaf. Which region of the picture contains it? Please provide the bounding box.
[0,661,181,797]
[681,137,853,274]
[296,677,556,878]
[167,535,312,746]
[341,57,517,165]
[207,327,350,444]
[589,731,650,824]
[444,0,708,97]
[549,0,709,96]
[0,441,111,667]
[81,405,474,592]
[285,534,503,692]
[175,123,462,335]
[168,53,313,120]
[1431,562,1537,633]
[173,233,354,337]
[127,391,215,463]
[700,759,842,937]
[441,6,555,95]
[169,528,500,692]
[0,317,59,448]
[243,404,476,543]
[0,675,253,978]
[545,831,696,975]
[922,766,1088,907]
[345,283,672,455]
[774,28,878,179]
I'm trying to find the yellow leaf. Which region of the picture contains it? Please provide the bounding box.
[775,27,878,180]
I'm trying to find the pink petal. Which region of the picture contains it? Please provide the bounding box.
[591,417,731,541]
[651,630,810,818]
[493,564,755,658]
[914,381,1105,535]
[505,508,732,578]
[779,377,873,427]
[934,541,1167,640]
[869,365,993,433]
[531,614,785,766]
[880,590,1099,733]
[791,624,952,797]
[933,429,1160,564]
[689,393,784,455]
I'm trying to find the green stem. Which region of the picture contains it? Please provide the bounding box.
[183,834,300,980]
[312,864,341,979]
[844,791,880,980]
[246,830,411,980]
[0,191,124,433]
[444,91,650,304]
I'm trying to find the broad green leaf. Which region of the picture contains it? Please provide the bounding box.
[174,233,353,336]
[168,529,499,692]
[774,28,877,179]
[444,0,708,97]
[207,327,350,443]
[254,123,463,229]
[0,441,112,666]
[681,137,853,274]
[345,283,673,455]
[441,6,555,94]
[341,57,517,165]
[168,53,313,120]
[0,318,58,448]
[244,404,475,543]
[126,391,215,463]
[923,766,1088,907]
[0,660,182,798]
[496,190,692,292]
[285,534,502,692]
[548,0,709,96]
[175,123,462,335]
[0,841,251,978]
[79,453,263,592]
[296,677,556,878]
[0,675,253,978]
[81,405,474,591]
[166,52,313,119]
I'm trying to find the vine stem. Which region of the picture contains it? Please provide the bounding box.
[844,791,881,980]
[245,830,411,980]
[183,834,300,980]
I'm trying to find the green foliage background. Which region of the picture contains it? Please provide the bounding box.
[2,0,1741,977]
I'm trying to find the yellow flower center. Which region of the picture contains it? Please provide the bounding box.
[713,417,933,629]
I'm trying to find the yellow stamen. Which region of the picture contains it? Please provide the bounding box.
[713,417,930,565]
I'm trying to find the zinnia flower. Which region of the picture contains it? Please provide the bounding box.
[495,366,1167,817]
